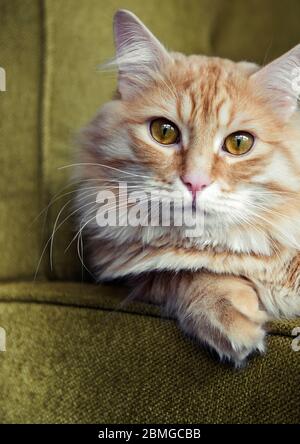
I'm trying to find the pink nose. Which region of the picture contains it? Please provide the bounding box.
[181,173,211,198]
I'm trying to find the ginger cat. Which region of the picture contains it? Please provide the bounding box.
[75,10,300,366]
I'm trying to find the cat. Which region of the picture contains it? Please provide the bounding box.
[75,9,300,366]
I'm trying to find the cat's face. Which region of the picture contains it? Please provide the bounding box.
[80,10,300,252]
[117,56,298,229]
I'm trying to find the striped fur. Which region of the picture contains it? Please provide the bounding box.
[75,10,300,365]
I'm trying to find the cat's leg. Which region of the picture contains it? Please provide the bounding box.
[132,271,269,366]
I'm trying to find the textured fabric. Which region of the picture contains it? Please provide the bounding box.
[0,0,43,279]
[0,282,299,423]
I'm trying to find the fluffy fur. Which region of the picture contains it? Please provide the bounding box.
[75,10,300,365]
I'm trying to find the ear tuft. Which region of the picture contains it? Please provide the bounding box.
[251,44,300,120]
[112,9,171,99]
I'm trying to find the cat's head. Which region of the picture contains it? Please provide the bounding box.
[80,10,300,253]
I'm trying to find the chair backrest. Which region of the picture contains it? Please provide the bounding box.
[1,0,300,281]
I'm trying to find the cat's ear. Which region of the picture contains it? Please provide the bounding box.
[251,45,300,120]
[113,9,171,99]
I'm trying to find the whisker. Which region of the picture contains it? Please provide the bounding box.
[58,162,154,180]
[77,227,96,280]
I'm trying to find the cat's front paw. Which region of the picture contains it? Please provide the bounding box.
[212,307,267,366]
[178,279,269,367]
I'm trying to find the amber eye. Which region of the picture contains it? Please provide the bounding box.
[150,118,180,145]
[223,131,254,155]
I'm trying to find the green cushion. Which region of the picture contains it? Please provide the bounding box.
[0,282,299,423]
[0,0,43,279]
[2,0,300,280]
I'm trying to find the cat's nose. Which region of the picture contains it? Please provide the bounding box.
[181,172,211,198]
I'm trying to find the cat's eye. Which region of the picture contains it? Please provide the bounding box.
[150,118,180,145]
[223,131,254,156]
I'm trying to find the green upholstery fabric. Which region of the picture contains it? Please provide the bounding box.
[1,0,300,423]
[0,0,43,279]
[0,282,299,423]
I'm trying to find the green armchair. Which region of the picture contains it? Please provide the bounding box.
[0,0,299,423]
